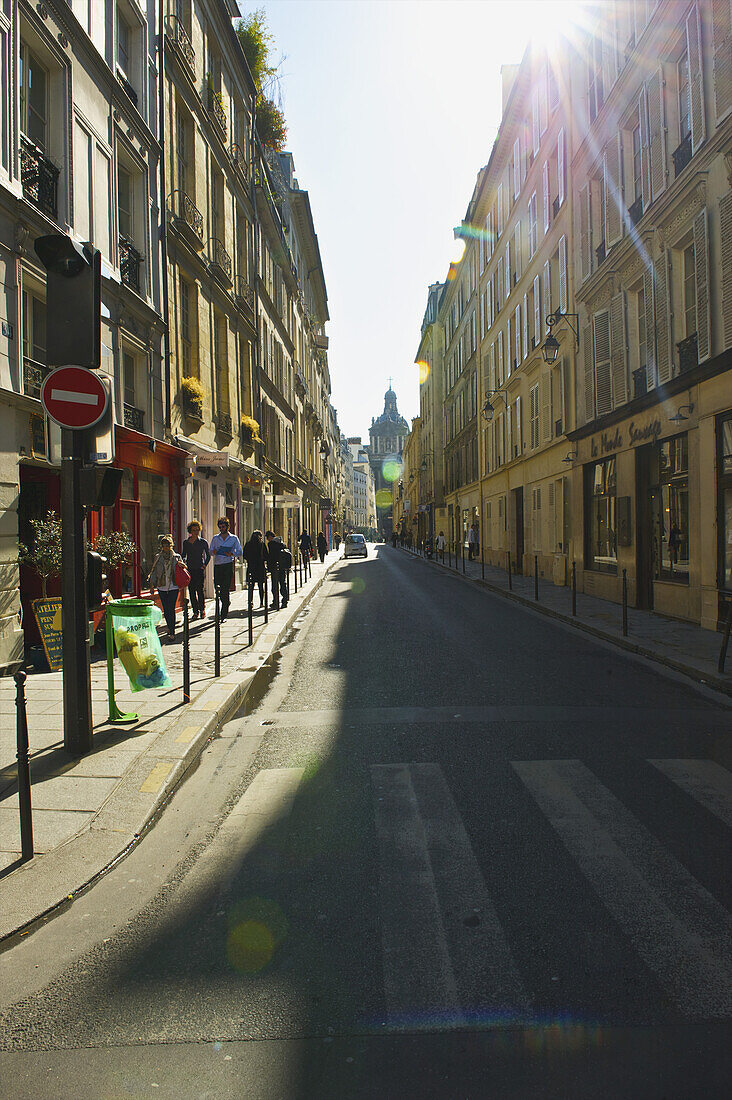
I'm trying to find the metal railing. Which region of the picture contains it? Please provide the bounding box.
[23,357,50,400]
[123,403,145,432]
[169,190,203,242]
[230,143,247,177]
[165,14,195,72]
[117,73,138,107]
[628,195,643,228]
[672,133,692,179]
[215,409,232,436]
[119,236,143,292]
[552,195,560,218]
[677,332,698,374]
[20,136,59,220]
[235,275,254,314]
[595,239,606,266]
[633,365,648,399]
[208,237,232,281]
[208,86,227,140]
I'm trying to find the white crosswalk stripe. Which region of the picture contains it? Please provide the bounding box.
[649,759,732,828]
[513,759,732,1018]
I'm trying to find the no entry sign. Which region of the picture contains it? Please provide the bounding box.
[40,366,108,430]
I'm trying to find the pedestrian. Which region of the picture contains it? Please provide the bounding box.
[266,530,288,609]
[299,530,313,563]
[317,531,327,563]
[209,516,242,622]
[334,533,341,552]
[467,523,476,561]
[435,530,446,561]
[242,529,268,608]
[181,520,210,620]
[149,535,183,639]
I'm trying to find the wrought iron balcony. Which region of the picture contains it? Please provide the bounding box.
[628,195,643,228]
[234,275,255,318]
[677,332,698,374]
[23,357,50,400]
[20,136,59,220]
[672,133,692,179]
[208,237,232,284]
[119,236,143,292]
[165,14,195,74]
[123,403,145,432]
[633,365,648,399]
[229,143,248,178]
[207,86,227,141]
[215,409,233,437]
[296,459,308,482]
[595,238,606,266]
[117,72,138,107]
[169,190,204,247]
[552,195,560,218]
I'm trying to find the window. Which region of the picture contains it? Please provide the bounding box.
[586,457,617,573]
[587,34,604,123]
[22,288,46,366]
[176,102,191,195]
[117,9,130,75]
[655,434,689,581]
[118,165,133,240]
[632,123,642,201]
[678,49,691,143]
[528,191,538,258]
[179,275,195,378]
[19,44,47,149]
[532,487,541,551]
[529,382,540,448]
[683,243,696,336]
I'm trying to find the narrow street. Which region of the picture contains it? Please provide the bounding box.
[1,545,730,1098]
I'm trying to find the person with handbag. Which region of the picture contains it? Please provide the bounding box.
[209,517,242,622]
[242,529,268,608]
[181,520,210,620]
[149,535,184,639]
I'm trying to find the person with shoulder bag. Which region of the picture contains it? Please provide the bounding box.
[181,520,210,619]
[149,535,184,639]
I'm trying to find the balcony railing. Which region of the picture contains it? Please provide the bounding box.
[208,237,232,283]
[672,133,692,179]
[633,365,648,399]
[23,357,50,400]
[119,236,143,293]
[165,14,195,73]
[20,136,59,220]
[552,195,560,219]
[169,190,204,245]
[677,331,698,374]
[628,195,643,228]
[207,86,227,141]
[215,409,232,437]
[595,238,606,266]
[123,403,145,432]
[229,143,248,179]
[117,72,138,107]
[235,275,255,317]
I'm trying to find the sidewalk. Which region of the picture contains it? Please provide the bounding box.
[402,546,732,698]
[0,555,336,941]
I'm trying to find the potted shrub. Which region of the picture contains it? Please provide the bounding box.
[181,376,204,420]
[240,414,262,448]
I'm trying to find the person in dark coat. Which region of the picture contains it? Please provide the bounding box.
[316,532,327,563]
[243,529,268,608]
[266,531,288,609]
[334,533,341,551]
[299,531,313,562]
[181,520,210,619]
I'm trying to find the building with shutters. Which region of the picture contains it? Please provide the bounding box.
[415,281,447,542]
[567,0,732,630]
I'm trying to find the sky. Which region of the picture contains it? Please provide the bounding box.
[235,0,585,440]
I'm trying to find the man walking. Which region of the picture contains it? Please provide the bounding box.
[209,517,242,622]
[435,530,446,562]
[266,530,288,610]
[181,520,210,619]
[467,523,476,561]
[317,531,327,563]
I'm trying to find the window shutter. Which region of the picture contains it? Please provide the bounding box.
[487,210,493,258]
[506,320,512,377]
[583,323,595,421]
[516,394,522,450]
[497,330,504,386]
[544,258,552,315]
[639,86,651,211]
[686,3,706,152]
[604,133,623,247]
[489,341,496,391]
[505,245,511,299]
[610,291,628,407]
[543,160,550,233]
[513,138,521,199]
[693,207,711,362]
[514,221,521,280]
[643,267,656,388]
[602,28,618,94]
[558,127,565,205]
[579,183,591,281]
[522,293,528,360]
[515,304,521,367]
[559,235,568,312]
[532,88,541,155]
[647,68,666,202]
[711,0,732,122]
[593,310,612,415]
[497,184,504,236]
[497,256,504,308]
[541,370,552,443]
[654,252,671,384]
[534,274,541,346]
[720,191,732,349]
[539,65,549,134]
[507,400,513,459]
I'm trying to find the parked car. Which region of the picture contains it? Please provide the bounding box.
[344,534,368,559]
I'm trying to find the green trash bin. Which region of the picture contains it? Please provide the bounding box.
[105,598,171,722]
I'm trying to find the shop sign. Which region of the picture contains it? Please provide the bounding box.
[30,413,46,457]
[32,598,63,671]
[590,417,662,458]
[196,452,230,468]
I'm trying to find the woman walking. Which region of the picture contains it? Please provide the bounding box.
[243,529,268,608]
[149,536,183,639]
[181,520,210,619]
[316,531,327,563]
[299,530,313,562]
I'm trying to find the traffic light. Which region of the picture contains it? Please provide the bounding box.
[86,550,107,611]
[33,235,101,368]
[80,466,123,509]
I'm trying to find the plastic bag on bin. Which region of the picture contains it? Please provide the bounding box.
[112,603,171,692]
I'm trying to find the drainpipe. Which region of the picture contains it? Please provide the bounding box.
[158,1,171,432]
[251,106,264,530]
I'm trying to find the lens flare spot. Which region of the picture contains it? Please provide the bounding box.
[227,920,273,973]
[375,488,392,509]
[381,459,402,484]
[351,576,366,594]
[417,360,430,385]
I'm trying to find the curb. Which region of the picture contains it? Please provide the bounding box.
[0,561,337,946]
[402,549,732,701]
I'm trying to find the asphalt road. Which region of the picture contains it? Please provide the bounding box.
[1,545,731,1099]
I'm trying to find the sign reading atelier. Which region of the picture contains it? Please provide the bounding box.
[32,598,63,671]
[40,366,109,430]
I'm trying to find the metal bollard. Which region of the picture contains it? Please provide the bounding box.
[182,597,190,703]
[622,568,628,637]
[718,599,732,673]
[447,546,451,568]
[14,671,33,861]
[264,574,269,624]
[572,561,577,616]
[508,552,513,591]
[248,584,254,647]
[462,543,466,574]
[293,556,298,593]
[214,593,221,678]
[534,555,539,601]
[481,547,485,581]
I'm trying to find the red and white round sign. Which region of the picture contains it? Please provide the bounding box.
[40,366,108,430]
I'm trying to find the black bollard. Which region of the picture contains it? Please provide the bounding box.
[248,584,254,647]
[14,671,33,861]
[481,547,485,581]
[264,574,269,624]
[214,593,221,678]
[718,599,732,673]
[572,561,577,616]
[182,597,190,703]
[622,568,628,637]
[447,546,451,568]
[508,551,513,591]
[293,555,298,594]
[534,555,539,600]
[462,542,466,573]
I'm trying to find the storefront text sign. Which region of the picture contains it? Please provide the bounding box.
[590,417,662,457]
[32,598,63,671]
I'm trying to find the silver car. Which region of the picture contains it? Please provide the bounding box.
[343,534,368,558]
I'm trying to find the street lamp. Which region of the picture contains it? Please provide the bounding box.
[542,308,580,364]
[420,451,434,472]
[482,389,507,422]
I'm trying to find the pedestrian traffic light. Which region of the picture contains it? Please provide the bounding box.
[80,466,123,510]
[33,235,101,368]
[86,550,107,611]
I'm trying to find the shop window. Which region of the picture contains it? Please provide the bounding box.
[655,434,689,582]
[138,470,170,584]
[585,457,617,573]
[719,415,732,592]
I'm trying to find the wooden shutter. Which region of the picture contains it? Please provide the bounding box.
[647,68,666,202]
[579,183,591,281]
[610,291,628,407]
[643,266,656,388]
[516,394,522,451]
[514,221,521,280]
[720,191,732,349]
[593,310,612,415]
[654,252,671,384]
[507,400,513,459]
[602,27,618,95]
[559,235,568,312]
[497,329,504,386]
[506,320,513,378]
[497,183,504,236]
[543,160,550,233]
[693,208,711,362]
[539,65,549,134]
[583,324,595,421]
[522,293,528,360]
[541,370,552,443]
[534,274,541,347]
[544,258,552,315]
[505,245,511,299]
[513,138,521,199]
[489,341,496,391]
[604,133,623,247]
[558,128,565,206]
[686,4,706,153]
[487,210,493,259]
[532,88,541,155]
[711,0,732,122]
[515,304,521,367]
[639,86,651,211]
[497,256,504,308]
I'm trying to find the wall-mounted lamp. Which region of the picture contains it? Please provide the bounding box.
[542,308,580,364]
[562,450,578,464]
[669,403,694,424]
[420,451,434,471]
[482,389,507,421]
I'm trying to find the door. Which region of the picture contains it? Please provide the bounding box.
[119,499,141,595]
[513,487,524,572]
[635,445,656,610]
